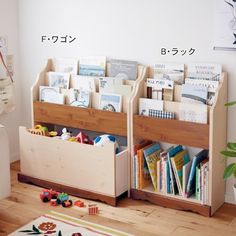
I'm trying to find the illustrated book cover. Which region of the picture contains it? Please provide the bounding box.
[99,93,122,112]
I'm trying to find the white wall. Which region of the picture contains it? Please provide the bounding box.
[18,0,236,203]
[0,0,22,162]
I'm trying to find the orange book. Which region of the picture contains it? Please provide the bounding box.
[137,143,153,189]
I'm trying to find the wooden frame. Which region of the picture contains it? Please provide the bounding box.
[129,70,227,216]
[18,59,148,206]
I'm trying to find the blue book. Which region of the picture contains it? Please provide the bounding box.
[186,149,209,198]
[167,145,183,195]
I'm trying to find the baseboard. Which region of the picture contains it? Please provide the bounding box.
[225,193,236,205]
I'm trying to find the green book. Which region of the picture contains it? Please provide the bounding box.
[195,164,200,200]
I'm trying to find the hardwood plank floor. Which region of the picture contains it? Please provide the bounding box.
[0,161,236,236]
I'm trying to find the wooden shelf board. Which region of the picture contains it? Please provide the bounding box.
[131,189,211,217]
[18,173,128,207]
[133,115,209,149]
[33,101,127,136]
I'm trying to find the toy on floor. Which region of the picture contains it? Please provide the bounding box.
[40,189,58,202]
[60,128,71,140]
[76,132,93,145]
[28,125,49,136]
[50,196,59,206]
[94,134,120,154]
[56,192,73,207]
[74,200,85,207]
[88,204,99,215]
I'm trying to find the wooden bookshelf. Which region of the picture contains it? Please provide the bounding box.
[128,71,228,216]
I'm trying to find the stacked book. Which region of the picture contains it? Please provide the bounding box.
[133,141,209,205]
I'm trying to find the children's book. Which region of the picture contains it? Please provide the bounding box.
[39,86,64,104]
[182,160,192,197]
[69,89,90,108]
[53,58,78,74]
[139,98,164,116]
[79,56,106,77]
[99,93,122,112]
[156,159,161,192]
[137,143,153,189]
[47,72,70,90]
[171,150,190,196]
[73,75,96,92]
[186,149,209,198]
[109,59,138,80]
[154,63,185,85]
[181,84,208,105]
[195,164,201,200]
[143,143,162,190]
[167,145,183,195]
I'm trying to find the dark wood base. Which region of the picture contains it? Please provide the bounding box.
[131,189,211,217]
[18,173,128,206]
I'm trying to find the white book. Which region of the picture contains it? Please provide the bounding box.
[185,79,219,93]
[179,103,208,124]
[182,161,192,197]
[139,98,164,116]
[69,89,90,108]
[79,56,106,76]
[39,86,64,104]
[156,160,161,192]
[187,63,222,81]
[72,75,96,92]
[53,58,78,74]
[154,63,185,85]
[47,72,70,90]
[99,93,122,112]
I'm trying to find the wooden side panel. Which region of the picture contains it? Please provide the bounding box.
[209,73,227,215]
[19,126,117,196]
[115,149,128,196]
[33,101,127,136]
[133,115,209,148]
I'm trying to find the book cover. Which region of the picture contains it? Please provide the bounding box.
[143,143,162,190]
[167,145,183,195]
[53,58,78,74]
[139,98,164,116]
[39,86,64,104]
[69,89,90,108]
[73,75,96,92]
[99,93,122,112]
[146,78,174,101]
[47,72,70,90]
[171,150,190,196]
[187,63,222,81]
[179,103,208,124]
[154,63,185,85]
[156,160,161,192]
[137,143,153,189]
[186,149,209,198]
[79,56,106,76]
[182,160,192,197]
[181,84,208,105]
[109,59,138,80]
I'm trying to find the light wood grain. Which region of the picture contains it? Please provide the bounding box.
[0,161,236,236]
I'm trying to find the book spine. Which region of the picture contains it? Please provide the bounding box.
[133,155,136,189]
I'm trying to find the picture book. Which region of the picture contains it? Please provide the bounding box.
[39,86,64,104]
[187,63,222,81]
[154,63,185,85]
[179,103,208,124]
[69,89,90,108]
[47,72,70,90]
[186,149,209,198]
[199,159,209,202]
[171,150,190,196]
[181,84,208,105]
[53,58,78,74]
[79,56,106,77]
[73,75,96,92]
[137,143,153,189]
[156,159,161,192]
[109,59,138,80]
[99,93,122,112]
[182,160,192,197]
[195,164,201,200]
[143,143,162,190]
[146,78,174,101]
[139,98,164,116]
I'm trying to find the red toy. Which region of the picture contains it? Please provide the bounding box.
[50,196,58,206]
[88,204,99,215]
[62,199,73,207]
[76,132,93,145]
[74,200,85,207]
[40,189,58,203]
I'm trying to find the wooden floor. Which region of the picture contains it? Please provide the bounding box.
[0,162,236,236]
